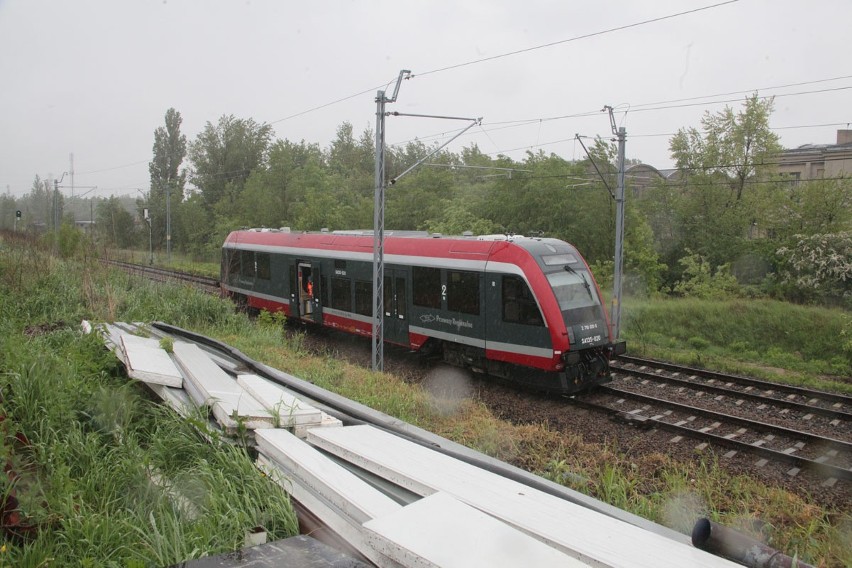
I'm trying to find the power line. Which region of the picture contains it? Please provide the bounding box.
[414,1,740,78]
[267,1,740,127]
[388,82,852,150]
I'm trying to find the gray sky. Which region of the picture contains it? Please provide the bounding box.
[1,0,850,199]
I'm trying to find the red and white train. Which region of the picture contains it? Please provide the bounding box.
[221,228,625,394]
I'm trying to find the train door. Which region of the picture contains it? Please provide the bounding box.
[295,261,323,323]
[383,269,409,345]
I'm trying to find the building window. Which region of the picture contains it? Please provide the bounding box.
[447,270,480,315]
[413,267,442,308]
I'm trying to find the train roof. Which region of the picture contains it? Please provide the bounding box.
[223,228,580,260]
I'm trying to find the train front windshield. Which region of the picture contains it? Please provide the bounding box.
[546,265,610,349]
[546,269,600,312]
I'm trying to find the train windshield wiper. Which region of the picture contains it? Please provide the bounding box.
[564,264,593,299]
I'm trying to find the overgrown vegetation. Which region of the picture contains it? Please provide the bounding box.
[0,236,296,566]
[2,226,850,565]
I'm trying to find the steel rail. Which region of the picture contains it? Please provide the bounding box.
[616,355,852,407]
[573,385,852,480]
[573,387,852,481]
[104,259,220,289]
[612,363,852,421]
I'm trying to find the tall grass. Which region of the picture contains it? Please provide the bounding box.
[622,297,851,391]
[0,238,297,565]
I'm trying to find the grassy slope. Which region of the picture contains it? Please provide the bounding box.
[622,298,851,393]
[0,240,298,566]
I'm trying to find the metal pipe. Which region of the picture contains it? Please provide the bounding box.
[691,518,815,568]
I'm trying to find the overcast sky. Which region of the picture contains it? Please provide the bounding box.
[1,0,850,199]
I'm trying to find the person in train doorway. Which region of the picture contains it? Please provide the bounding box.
[305,276,314,314]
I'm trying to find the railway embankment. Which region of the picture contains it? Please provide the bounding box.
[0,238,849,566]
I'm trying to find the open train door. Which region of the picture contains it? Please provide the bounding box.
[383,269,409,345]
[295,261,322,324]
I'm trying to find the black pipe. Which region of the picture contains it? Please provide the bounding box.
[692,519,815,568]
[151,321,689,542]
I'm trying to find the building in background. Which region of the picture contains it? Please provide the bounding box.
[776,129,852,182]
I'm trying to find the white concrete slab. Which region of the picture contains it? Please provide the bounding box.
[173,341,242,395]
[293,413,343,439]
[120,334,183,388]
[256,455,401,568]
[237,375,324,427]
[309,425,740,568]
[363,492,589,568]
[172,342,273,431]
[256,428,400,525]
[146,383,194,418]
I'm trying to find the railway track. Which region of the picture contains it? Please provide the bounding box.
[104,259,220,293]
[592,357,852,485]
[109,258,851,487]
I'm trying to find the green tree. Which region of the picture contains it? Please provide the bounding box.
[768,177,852,239]
[0,194,17,230]
[670,94,781,202]
[644,95,783,283]
[148,108,188,250]
[96,196,135,248]
[239,139,327,229]
[188,115,273,213]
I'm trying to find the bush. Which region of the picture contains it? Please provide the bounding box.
[672,251,740,300]
[776,232,852,307]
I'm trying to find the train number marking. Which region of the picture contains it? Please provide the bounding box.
[580,335,602,345]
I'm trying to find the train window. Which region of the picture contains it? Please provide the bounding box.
[502,275,543,326]
[320,275,328,306]
[447,270,479,315]
[224,249,239,281]
[354,281,372,316]
[256,252,271,280]
[331,277,351,312]
[240,250,255,278]
[413,267,441,308]
[546,270,599,312]
[542,253,578,266]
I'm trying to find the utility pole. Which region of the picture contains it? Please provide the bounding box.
[163,181,172,263]
[53,172,67,246]
[605,106,626,340]
[372,69,410,372]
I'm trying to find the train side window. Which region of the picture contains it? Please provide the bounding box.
[320,275,328,306]
[396,276,406,318]
[354,281,372,316]
[240,250,255,278]
[256,252,271,280]
[413,267,441,308]
[447,270,479,315]
[331,277,352,312]
[224,249,239,281]
[502,275,543,326]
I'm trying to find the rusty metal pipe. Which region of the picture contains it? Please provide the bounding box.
[691,518,815,568]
